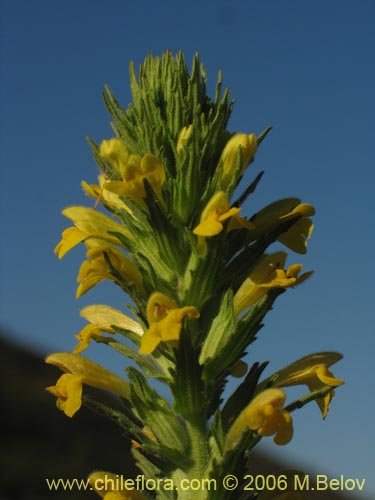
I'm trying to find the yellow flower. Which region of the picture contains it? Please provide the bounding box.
[104,153,165,203]
[225,389,293,450]
[251,199,315,254]
[54,206,131,259]
[76,240,143,298]
[139,292,199,354]
[88,471,145,500]
[100,138,166,204]
[220,133,257,188]
[99,138,130,179]
[176,124,192,155]
[74,304,143,353]
[46,373,82,417]
[46,353,130,417]
[234,251,313,314]
[193,191,254,237]
[272,353,344,419]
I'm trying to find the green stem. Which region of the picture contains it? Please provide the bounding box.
[186,416,209,479]
[285,385,334,413]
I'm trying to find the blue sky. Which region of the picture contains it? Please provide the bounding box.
[1,0,374,497]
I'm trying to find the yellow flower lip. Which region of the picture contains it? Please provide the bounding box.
[46,373,83,417]
[139,292,200,355]
[193,191,254,238]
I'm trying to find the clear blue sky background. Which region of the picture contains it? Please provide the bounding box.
[1,0,374,497]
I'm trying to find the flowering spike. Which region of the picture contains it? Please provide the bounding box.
[49,51,343,495]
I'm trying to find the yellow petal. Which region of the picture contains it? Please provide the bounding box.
[315,365,344,387]
[99,138,130,179]
[177,125,193,155]
[103,180,133,196]
[271,354,343,388]
[81,304,143,335]
[279,203,316,220]
[218,206,241,222]
[251,252,288,284]
[54,227,87,259]
[139,325,164,355]
[76,242,143,297]
[193,218,224,237]
[273,411,294,445]
[76,272,109,298]
[46,352,130,399]
[193,192,241,237]
[74,304,143,352]
[81,180,101,199]
[160,306,200,342]
[146,292,178,324]
[225,389,292,450]
[220,133,257,188]
[233,281,268,314]
[46,373,83,417]
[278,219,314,254]
[73,324,104,353]
[62,206,132,245]
[77,257,107,281]
[234,252,289,313]
[140,294,199,354]
[104,153,165,204]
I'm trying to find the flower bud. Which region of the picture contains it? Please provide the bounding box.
[221,133,257,188]
[176,125,193,155]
